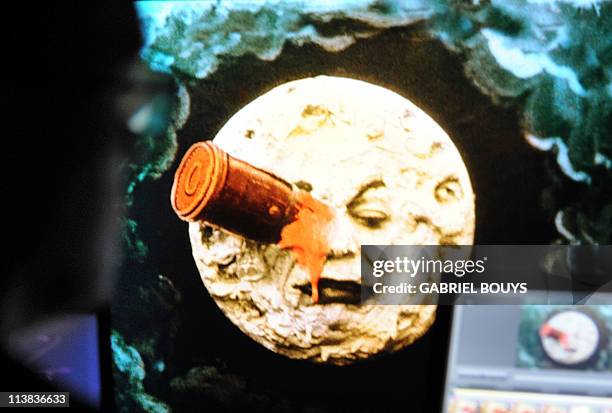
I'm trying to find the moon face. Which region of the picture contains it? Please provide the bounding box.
[189,76,475,364]
[540,310,601,366]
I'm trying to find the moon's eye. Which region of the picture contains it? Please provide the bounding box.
[347,180,390,228]
[349,201,390,227]
[435,176,463,203]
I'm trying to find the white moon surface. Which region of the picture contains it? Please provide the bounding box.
[189,76,475,364]
[542,311,600,366]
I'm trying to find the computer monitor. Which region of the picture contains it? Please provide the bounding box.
[442,303,612,412]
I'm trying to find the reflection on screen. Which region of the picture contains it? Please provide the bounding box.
[443,304,612,413]
[8,314,101,409]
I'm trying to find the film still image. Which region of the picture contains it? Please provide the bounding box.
[517,306,612,371]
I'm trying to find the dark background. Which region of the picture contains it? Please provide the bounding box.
[2,3,139,411]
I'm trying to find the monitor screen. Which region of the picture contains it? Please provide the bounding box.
[443,304,612,412]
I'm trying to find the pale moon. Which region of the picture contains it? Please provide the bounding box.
[189,76,475,364]
[541,311,600,366]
